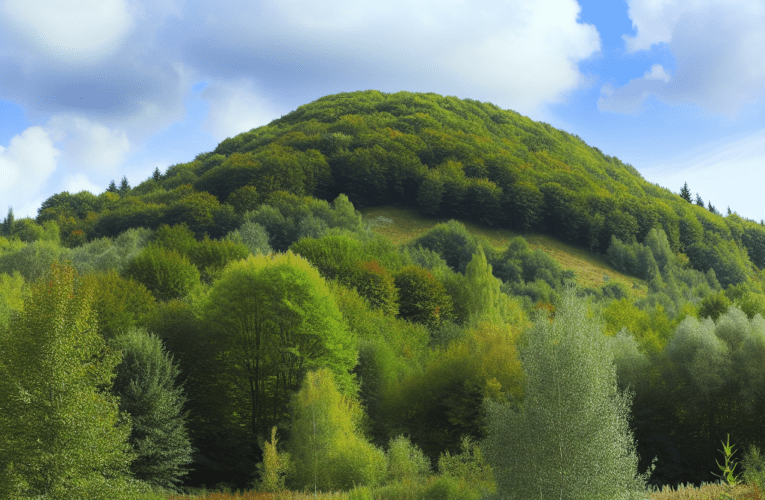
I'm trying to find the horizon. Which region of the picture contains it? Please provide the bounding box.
[1,0,764,221]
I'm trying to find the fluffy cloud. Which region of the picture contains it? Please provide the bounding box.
[44,114,133,174]
[601,0,765,116]
[0,126,60,215]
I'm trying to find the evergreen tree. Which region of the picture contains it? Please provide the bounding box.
[0,263,138,499]
[680,182,692,202]
[119,176,131,196]
[482,290,656,500]
[152,167,162,183]
[110,328,193,490]
[1,207,13,237]
[695,193,704,207]
[107,180,118,193]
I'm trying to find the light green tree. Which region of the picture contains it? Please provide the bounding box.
[0,263,138,499]
[287,368,386,492]
[482,290,655,500]
[202,251,357,443]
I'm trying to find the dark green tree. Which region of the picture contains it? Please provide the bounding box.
[695,193,704,207]
[110,328,193,490]
[1,207,14,237]
[123,244,201,301]
[107,180,119,193]
[119,176,131,196]
[152,167,162,182]
[680,182,692,202]
[394,265,456,330]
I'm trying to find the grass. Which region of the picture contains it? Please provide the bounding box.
[359,205,648,298]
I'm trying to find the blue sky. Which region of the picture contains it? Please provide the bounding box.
[1,0,764,221]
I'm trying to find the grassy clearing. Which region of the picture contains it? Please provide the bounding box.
[359,205,648,299]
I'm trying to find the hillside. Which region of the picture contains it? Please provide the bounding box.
[29,90,765,291]
[3,90,765,494]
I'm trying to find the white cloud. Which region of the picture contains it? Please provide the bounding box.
[0,0,136,66]
[644,64,670,82]
[0,126,60,216]
[44,114,133,173]
[199,78,283,142]
[61,172,102,195]
[604,0,765,116]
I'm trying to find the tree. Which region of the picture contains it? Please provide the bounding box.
[202,252,357,444]
[482,290,656,500]
[286,368,386,492]
[152,167,162,183]
[695,193,704,207]
[394,265,456,330]
[119,176,131,196]
[107,180,119,193]
[0,263,138,499]
[123,244,201,302]
[464,246,504,328]
[680,182,691,202]
[1,208,13,237]
[110,328,193,490]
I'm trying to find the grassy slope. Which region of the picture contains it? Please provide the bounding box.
[358,205,648,299]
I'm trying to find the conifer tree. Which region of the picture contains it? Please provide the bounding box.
[119,176,131,196]
[107,180,118,193]
[0,263,138,499]
[482,290,656,500]
[1,207,13,237]
[111,328,193,490]
[680,182,691,202]
[695,193,704,207]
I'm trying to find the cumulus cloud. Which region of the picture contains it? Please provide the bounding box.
[44,114,133,174]
[602,0,765,116]
[0,126,60,215]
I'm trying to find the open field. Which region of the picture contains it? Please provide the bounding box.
[359,205,648,298]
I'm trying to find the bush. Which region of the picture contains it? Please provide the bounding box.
[394,265,456,330]
[123,245,200,301]
[387,435,431,483]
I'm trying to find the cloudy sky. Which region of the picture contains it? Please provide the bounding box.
[1,0,764,221]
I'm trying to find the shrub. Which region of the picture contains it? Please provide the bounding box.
[123,245,200,301]
[387,435,431,483]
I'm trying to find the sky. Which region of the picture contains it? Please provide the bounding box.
[1,0,764,222]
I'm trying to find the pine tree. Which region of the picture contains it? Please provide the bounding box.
[482,290,656,500]
[1,207,13,237]
[679,182,692,202]
[0,263,138,499]
[110,328,193,490]
[695,193,704,207]
[119,176,130,196]
[152,167,162,183]
[107,180,118,193]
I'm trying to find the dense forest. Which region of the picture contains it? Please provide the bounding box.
[1,90,765,499]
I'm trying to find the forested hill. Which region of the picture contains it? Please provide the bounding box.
[30,90,765,288]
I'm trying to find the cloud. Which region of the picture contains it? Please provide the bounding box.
[199,78,283,142]
[0,126,60,215]
[597,64,670,113]
[44,114,133,174]
[0,0,136,66]
[603,0,765,116]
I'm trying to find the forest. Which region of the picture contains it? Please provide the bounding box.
[1,90,765,499]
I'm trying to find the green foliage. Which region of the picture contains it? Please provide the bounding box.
[407,220,477,274]
[0,272,25,333]
[287,369,387,492]
[255,426,290,492]
[386,435,431,483]
[123,244,201,301]
[0,263,138,499]
[225,220,272,257]
[110,328,193,490]
[437,435,494,495]
[394,265,456,330]
[0,239,69,283]
[84,271,156,339]
[188,235,249,283]
[482,290,655,500]
[202,252,357,445]
[699,291,733,321]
